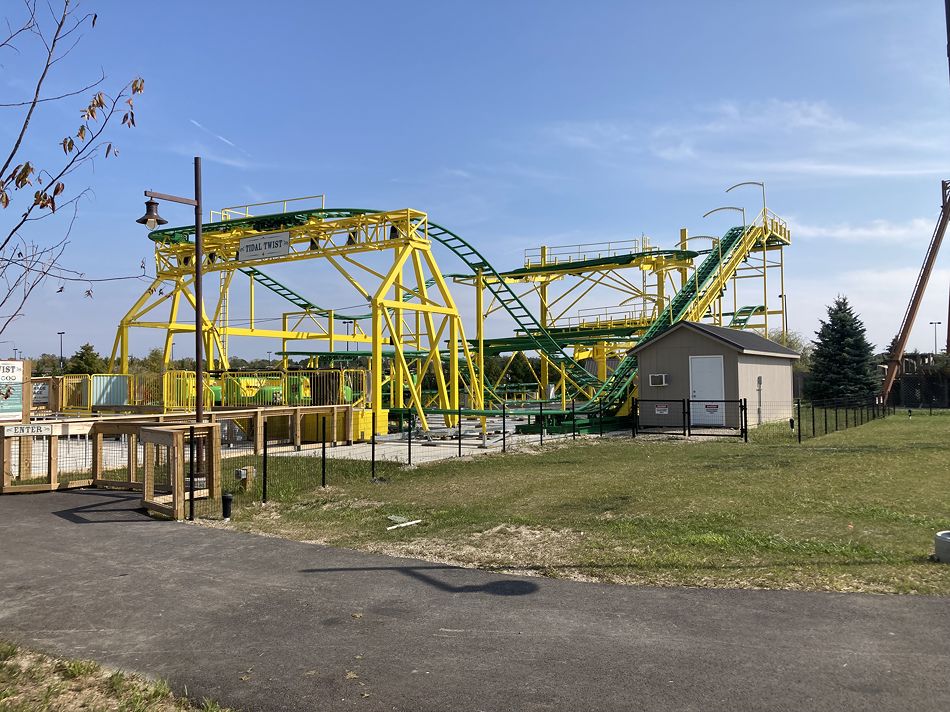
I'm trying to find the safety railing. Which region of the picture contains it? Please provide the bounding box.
[524,238,646,267]
[61,374,91,413]
[557,306,658,330]
[49,368,370,414]
[210,194,326,222]
[213,369,368,409]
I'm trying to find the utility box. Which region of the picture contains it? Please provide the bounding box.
[234,466,256,492]
[631,321,799,429]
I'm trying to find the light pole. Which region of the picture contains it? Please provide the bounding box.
[136,156,205,424]
[57,331,65,374]
[726,180,767,222]
[343,320,354,352]
[930,321,942,355]
[702,205,746,229]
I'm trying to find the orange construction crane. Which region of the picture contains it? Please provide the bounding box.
[882,180,950,403]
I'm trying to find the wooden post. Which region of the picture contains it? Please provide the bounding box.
[292,408,302,450]
[253,409,264,455]
[1,437,11,490]
[91,430,104,484]
[208,424,221,505]
[143,442,155,507]
[47,434,59,487]
[172,434,185,520]
[128,433,138,483]
[17,361,32,480]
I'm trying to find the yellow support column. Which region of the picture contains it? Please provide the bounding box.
[449,316,459,422]
[539,246,549,398]
[762,234,769,336]
[475,268,486,432]
[678,228,689,289]
[393,271,404,410]
[560,364,567,410]
[779,246,788,344]
[371,301,384,432]
[595,342,608,382]
[162,289,181,367]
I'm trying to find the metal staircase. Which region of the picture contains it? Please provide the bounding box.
[426,221,603,390]
[239,267,321,312]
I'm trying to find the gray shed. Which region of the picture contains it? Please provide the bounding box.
[630,321,799,429]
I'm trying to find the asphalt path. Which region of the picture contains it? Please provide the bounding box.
[1,489,947,711]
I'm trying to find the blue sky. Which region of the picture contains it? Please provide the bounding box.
[3,0,949,359]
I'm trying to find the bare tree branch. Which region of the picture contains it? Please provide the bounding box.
[0,2,36,54]
[0,0,68,181]
[0,0,145,335]
[0,68,103,107]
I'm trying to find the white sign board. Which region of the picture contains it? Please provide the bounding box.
[0,361,24,422]
[238,232,291,261]
[654,403,669,415]
[32,381,49,406]
[4,424,52,437]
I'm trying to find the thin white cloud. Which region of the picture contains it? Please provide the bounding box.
[188,118,252,157]
[168,141,259,170]
[546,99,950,180]
[788,217,933,242]
[545,121,637,152]
[738,159,948,178]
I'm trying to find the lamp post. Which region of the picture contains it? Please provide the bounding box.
[930,321,942,355]
[725,180,767,223]
[136,156,205,424]
[702,205,746,229]
[343,320,354,352]
[57,331,65,374]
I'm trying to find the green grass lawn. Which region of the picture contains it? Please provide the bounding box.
[222,410,950,595]
[0,640,231,711]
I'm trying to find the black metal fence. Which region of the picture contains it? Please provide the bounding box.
[792,397,893,442]
[632,399,748,440]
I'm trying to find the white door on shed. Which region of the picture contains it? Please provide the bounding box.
[689,355,725,426]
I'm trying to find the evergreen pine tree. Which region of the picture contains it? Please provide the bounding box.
[65,344,107,375]
[805,296,878,401]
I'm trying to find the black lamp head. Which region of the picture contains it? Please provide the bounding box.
[136,199,168,230]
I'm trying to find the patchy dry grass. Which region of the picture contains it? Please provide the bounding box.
[217,410,950,595]
[0,640,232,712]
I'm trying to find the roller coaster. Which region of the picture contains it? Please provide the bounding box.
[110,193,791,431]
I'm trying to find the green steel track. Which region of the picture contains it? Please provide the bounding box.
[496,248,697,279]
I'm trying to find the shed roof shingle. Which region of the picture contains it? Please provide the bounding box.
[631,321,800,358]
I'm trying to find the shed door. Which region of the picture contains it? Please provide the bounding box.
[689,355,725,426]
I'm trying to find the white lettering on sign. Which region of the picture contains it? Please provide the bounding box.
[4,424,52,437]
[238,232,291,261]
[654,404,669,415]
[704,403,720,412]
